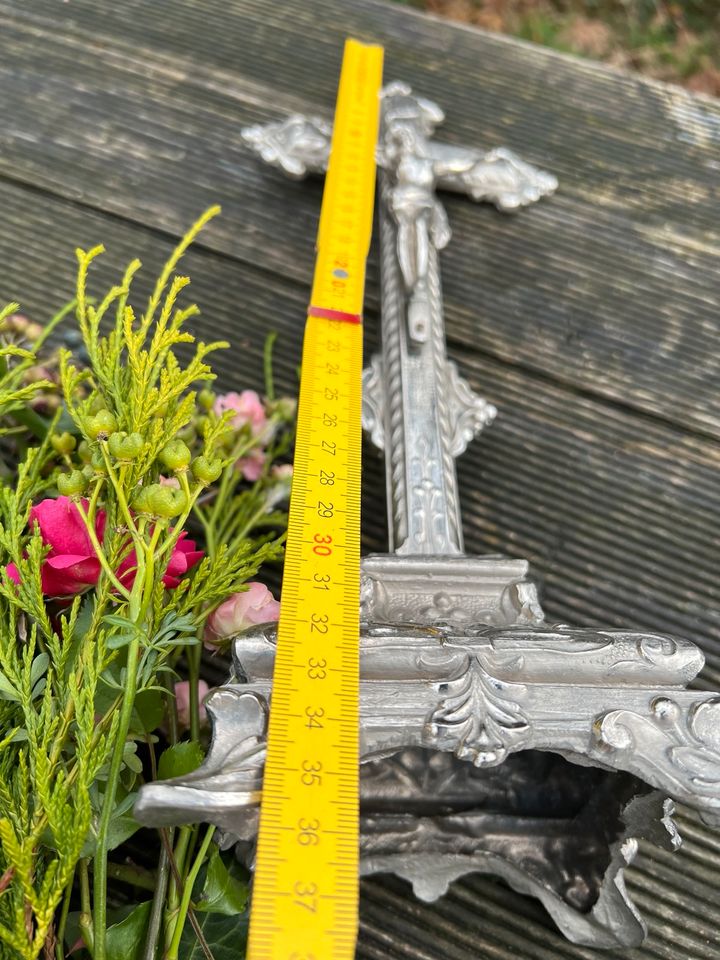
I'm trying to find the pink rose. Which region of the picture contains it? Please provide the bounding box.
[125,532,203,590]
[7,497,104,596]
[204,582,280,648]
[236,447,266,482]
[6,497,203,596]
[214,390,267,437]
[174,679,210,731]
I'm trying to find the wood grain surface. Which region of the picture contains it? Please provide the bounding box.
[0,0,719,956]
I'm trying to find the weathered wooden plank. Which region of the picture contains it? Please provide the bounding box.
[1,177,719,683]
[1,1,719,951]
[1,5,720,437]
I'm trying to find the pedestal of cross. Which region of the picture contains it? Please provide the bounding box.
[135,82,720,949]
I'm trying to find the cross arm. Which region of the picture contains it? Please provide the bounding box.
[426,141,558,210]
[241,114,331,178]
[241,112,559,214]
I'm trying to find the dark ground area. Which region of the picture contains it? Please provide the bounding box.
[399,1,720,94]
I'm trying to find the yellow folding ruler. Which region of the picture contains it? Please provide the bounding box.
[247,39,383,960]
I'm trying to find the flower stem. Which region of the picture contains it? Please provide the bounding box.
[55,869,74,960]
[92,524,159,958]
[188,641,202,744]
[91,631,140,959]
[193,504,216,559]
[79,859,94,954]
[166,825,215,960]
[141,836,172,960]
[166,826,192,921]
[106,861,157,892]
[86,477,105,527]
[100,444,139,537]
[208,434,255,531]
[74,499,131,599]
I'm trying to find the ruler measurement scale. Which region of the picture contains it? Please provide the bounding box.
[247,39,383,960]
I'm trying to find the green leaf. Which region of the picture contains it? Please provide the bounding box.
[81,787,142,857]
[195,847,248,915]
[0,669,20,702]
[30,651,49,687]
[158,740,204,781]
[106,901,152,960]
[122,740,144,774]
[80,808,141,857]
[103,613,143,633]
[106,630,138,650]
[130,687,165,735]
[104,613,144,649]
[177,910,248,960]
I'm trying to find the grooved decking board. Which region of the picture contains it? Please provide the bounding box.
[1,2,720,436]
[1,0,720,956]
[1,177,719,677]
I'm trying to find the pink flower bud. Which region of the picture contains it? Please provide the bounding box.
[236,447,266,482]
[174,679,210,731]
[213,390,267,437]
[204,582,280,648]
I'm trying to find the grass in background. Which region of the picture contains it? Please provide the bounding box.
[400,1,720,95]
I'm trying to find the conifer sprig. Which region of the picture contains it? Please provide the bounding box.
[0,208,294,959]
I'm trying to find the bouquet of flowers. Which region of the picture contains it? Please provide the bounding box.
[0,207,295,960]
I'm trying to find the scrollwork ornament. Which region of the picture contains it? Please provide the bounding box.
[597,696,720,800]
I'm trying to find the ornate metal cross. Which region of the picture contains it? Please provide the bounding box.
[136,82,720,950]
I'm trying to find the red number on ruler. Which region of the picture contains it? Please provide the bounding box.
[312,533,333,556]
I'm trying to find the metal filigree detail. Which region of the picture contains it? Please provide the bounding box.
[361,353,385,450]
[446,361,497,457]
[597,697,720,814]
[425,655,529,765]
[134,689,265,841]
[435,144,559,210]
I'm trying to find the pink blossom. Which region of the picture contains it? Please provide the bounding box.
[236,447,266,481]
[158,475,181,489]
[174,679,210,731]
[204,582,280,648]
[6,497,202,596]
[214,390,267,437]
[7,497,104,596]
[272,464,293,480]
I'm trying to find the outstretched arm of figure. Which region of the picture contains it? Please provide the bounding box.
[241,114,332,178]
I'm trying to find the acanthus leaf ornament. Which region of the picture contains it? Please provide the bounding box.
[424,654,530,766]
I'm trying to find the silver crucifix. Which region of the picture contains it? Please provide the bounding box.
[136,82,720,950]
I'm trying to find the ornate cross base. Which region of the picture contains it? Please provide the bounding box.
[136,562,720,949]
